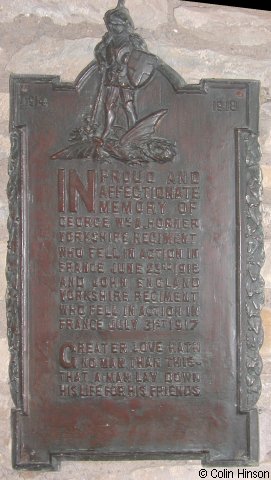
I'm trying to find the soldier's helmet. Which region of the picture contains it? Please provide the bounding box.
[104,0,134,31]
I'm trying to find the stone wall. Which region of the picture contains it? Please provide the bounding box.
[0,1,270,478]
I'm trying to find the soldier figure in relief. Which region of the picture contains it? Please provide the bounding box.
[52,0,181,164]
[94,0,148,139]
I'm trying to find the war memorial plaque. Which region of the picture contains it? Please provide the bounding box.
[7,0,264,470]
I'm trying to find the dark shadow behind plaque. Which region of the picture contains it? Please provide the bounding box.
[7,0,264,470]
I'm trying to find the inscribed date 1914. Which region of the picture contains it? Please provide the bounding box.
[7,0,264,470]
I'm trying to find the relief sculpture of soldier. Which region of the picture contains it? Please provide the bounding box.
[52,0,186,164]
[94,1,147,139]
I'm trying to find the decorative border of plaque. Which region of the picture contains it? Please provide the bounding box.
[238,130,264,413]
[7,0,264,469]
[7,127,23,409]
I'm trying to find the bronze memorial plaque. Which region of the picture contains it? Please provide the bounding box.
[7,0,264,470]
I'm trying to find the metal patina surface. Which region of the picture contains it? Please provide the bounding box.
[7,0,264,470]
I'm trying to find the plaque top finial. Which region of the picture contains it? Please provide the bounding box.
[104,0,134,30]
[52,0,185,164]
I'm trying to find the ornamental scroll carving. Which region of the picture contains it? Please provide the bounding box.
[242,131,265,411]
[6,129,22,408]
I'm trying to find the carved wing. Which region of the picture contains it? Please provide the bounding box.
[51,141,95,160]
[120,109,168,146]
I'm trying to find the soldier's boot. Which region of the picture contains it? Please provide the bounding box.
[102,108,116,139]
